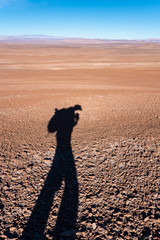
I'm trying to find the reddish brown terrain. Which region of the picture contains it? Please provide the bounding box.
[1,40,160,240]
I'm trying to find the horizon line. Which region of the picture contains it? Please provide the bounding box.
[0,34,160,42]
[1,34,160,40]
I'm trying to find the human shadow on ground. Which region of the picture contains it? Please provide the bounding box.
[21,105,82,240]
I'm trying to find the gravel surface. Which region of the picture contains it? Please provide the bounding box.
[1,137,160,240]
[1,42,160,240]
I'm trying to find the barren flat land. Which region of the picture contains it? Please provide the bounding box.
[1,40,160,240]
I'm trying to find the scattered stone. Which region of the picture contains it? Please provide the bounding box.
[1,137,160,239]
[92,223,97,230]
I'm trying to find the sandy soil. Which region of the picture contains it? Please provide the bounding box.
[0,41,160,240]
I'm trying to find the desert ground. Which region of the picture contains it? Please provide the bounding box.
[0,40,160,240]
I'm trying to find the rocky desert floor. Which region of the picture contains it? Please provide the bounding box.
[0,41,160,239]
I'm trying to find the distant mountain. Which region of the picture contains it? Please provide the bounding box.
[0,35,65,42]
[145,38,160,43]
[0,35,160,43]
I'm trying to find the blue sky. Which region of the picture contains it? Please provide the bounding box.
[0,0,160,39]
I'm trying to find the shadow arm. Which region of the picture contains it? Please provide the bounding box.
[73,113,79,126]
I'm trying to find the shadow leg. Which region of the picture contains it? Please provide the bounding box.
[53,159,79,239]
[21,160,63,240]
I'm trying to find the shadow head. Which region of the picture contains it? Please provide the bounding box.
[73,104,82,111]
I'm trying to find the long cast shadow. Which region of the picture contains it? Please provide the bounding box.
[21,105,82,240]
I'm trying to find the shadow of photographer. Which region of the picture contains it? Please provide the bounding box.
[21,105,82,240]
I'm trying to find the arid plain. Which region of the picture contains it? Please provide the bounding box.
[1,40,160,239]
